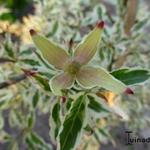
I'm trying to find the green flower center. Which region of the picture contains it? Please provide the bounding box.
[65,60,81,76]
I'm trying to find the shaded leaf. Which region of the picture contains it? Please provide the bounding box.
[66,98,74,110]
[33,74,51,91]
[32,90,39,108]
[87,95,109,113]
[25,137,35,150]
[28,112,35,128]
[58,95,87,150]
[133,18,148,31]
[21,59,40,66]
[47,21,59,37]
[49,99,61,142]
[30,132,52,150]
[19,49,33,56]
[4,42,15,58]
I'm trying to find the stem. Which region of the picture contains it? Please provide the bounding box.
[0,70,37,89]
[0,57,16,63]
[124,0,138,35]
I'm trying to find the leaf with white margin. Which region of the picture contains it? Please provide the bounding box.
[30,30,70,70]
[85,95,110,129]
[57,95,87,150]
[76,66,126,94]
[74,21,104,65]
[49,99,61,143]
[50,72,74,95]
[88,94,129,121]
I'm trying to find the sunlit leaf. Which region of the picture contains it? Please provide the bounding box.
[76,66,126,94]
[74,22,104,65]
[30,32,70,70]
[111,68,150,85]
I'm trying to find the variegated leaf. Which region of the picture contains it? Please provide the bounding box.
[49,99,61,143]
[57,95,87,150]
[30,30,69,70]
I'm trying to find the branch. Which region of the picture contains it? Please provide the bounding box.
[124,0,138,35]
[0,70,37,89]
[0,57,16,64]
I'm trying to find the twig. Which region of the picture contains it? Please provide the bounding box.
[0,70,37,89]
[113,50,131,68]
[124,0,138,35]
[0,57,16,64]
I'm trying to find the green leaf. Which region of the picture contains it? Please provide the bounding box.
[87,95,109,113]
[58,95,87,150]
[32,90,39,108]
[47,21,59,37]
[30,132,44,145]
[96,5,103,19]
[28,112,35,128]
[111,68,150,85]
[49,99,61,142]
[0,12,16,22]
[0,100,6,108]
[21,59,40,66]
[38,72,53,79]
[66,98,74,110]
[98,128,109,137]
[25,137,35,150]
[33,74,51,92]
[30,132,52,150]
[133,18,148,31]
[4,41,15,58]
[84,124,93,133]
[19,49,33,56]
[99,47,105,61]
[98,128,115,145]
[0,112,4,129]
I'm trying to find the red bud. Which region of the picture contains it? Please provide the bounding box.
[22,69,37,77]
[124,88,134,95]
[61,96,66,103]
[96,21,105,28]
[69,38,74,50]
[29,29,36,36]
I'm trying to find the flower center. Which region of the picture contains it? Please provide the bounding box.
[65,60,81,76]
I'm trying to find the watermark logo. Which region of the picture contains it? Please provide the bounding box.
[125,131,150,145]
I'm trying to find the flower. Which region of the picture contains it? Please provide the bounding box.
[30,21,133,96]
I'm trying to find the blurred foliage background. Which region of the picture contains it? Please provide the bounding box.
[0,0,150,150]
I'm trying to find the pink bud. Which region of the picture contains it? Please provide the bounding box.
[124,88,134,95]
[96,21,105,29]
[29,29,36,36]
